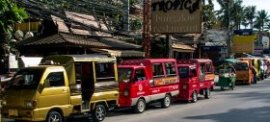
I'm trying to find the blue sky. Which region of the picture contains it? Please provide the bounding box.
[213,0,270,13]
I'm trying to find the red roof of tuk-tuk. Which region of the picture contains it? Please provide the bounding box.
[178,64,193,67]
[118,65,145,69]
[121,58,177,65]
[177,59,212,64]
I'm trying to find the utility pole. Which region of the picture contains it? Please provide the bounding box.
[123,0,130,31]
[226,0,232,58]
[143,0,151,58]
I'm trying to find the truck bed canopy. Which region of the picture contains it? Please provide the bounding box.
[41,55,116,85]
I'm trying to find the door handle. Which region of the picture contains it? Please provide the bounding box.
[62,89,67,92]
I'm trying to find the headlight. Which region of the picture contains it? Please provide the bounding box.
[25,100,37,108]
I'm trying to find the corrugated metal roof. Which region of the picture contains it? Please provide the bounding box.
[18,33,141,49]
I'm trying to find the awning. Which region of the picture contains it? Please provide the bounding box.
[172,43,195,53]
[97,49,145,57]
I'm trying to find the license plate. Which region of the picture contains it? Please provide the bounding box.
[8,109,18,116]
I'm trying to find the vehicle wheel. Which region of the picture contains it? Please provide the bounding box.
[220,86,224,91]
[92,104,107,122]
[191,91,198,103]
[205,89,211,99]
[161,94,171,108]
[46,110,63,122]
[133,99,146,113]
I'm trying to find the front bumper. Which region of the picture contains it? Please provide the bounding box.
[2,108,45,121]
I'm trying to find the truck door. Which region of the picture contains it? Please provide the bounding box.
[131,68,148,98]
[39,71,70,108]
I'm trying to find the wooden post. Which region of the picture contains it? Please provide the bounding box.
[143,0,151,58]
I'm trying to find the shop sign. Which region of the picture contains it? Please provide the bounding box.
[151,0,202,33]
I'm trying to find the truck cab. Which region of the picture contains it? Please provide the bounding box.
[177,59,214,102]
[2,55,119,122]
[118,59,179,113]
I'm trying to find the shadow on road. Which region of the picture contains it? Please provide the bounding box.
[185,106,270,122]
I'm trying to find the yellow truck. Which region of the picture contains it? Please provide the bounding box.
[2,55,119,122]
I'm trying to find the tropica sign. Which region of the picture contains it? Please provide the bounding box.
[152,0,201,14]
[151,0,202,33]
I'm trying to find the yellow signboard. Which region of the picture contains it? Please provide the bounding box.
[151,0,202,33]
[232,35,257,53]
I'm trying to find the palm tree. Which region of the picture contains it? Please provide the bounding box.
[203,0,217,29]
[216,0,232,29]
[255,10,269,31]
[231,0,244,30]
[217,0,245,30]
[244,6,256,29]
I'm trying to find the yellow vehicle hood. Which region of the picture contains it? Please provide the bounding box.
[4,89,37,108]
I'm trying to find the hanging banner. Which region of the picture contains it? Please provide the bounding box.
[151,0,202,33]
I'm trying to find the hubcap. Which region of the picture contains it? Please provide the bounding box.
[137,100,145,112]
[96,107,105,121]
[164,96,171,107]
[49,114,61,122]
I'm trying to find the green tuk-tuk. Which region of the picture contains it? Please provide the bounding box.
[216,59,237,90]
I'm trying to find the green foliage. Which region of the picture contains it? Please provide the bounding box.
[203,0,216,29]
[0,0,28,55]
[254,10,269,31]
[244,6,256,29]
[130,0,140,7]
[130,18,142,30]
[216,0,245,30]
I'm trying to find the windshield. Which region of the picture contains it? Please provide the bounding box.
[118,68,133,83]
[178,67,189,79]
[234,63,248,71]
[8,68,45,89]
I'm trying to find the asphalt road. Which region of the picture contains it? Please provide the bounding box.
[3,78,270,122]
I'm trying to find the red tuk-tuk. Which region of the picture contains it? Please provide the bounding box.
[176,59,215,102]
[118,59,179,113]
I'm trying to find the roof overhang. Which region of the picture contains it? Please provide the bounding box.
[172,43,195,53]
[96,49,145,57]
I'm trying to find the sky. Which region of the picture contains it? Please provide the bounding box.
[213,0,270,13]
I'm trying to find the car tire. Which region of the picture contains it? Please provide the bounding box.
[161,94,171,108]
[92,104,107,122]
[191,91,198,103]
[46,110,64,122]
[205,89,211,99]
[133,99,146,113]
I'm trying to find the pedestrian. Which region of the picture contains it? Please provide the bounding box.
[251,66,257,84]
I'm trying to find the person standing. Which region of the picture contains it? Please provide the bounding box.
[251,66,257,84]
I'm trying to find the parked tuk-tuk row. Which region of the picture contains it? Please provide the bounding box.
[0,55,267,122]
[215,57,270,90]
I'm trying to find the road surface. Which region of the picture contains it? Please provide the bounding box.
[3,78,270,122]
